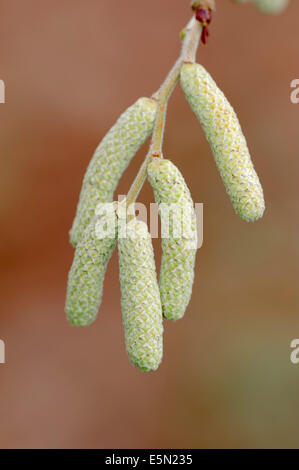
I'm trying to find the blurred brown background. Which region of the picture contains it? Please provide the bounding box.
[0,0,298,449]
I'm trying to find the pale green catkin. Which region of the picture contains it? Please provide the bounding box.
[118,218,163,372]
[70,97,157,247]
[147,159,197,322]
[66,203,117,327]
[234,0,289,12]
[255,0,289,14]
[180,63,265,222]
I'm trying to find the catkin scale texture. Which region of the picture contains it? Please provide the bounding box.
[118,219,163,372]
[180,63,265,222]
[147,159,197,322]
[65,205,117,326]
[70,97,157,247]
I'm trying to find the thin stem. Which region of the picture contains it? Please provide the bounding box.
[150,57,183,157]
[125,16,202,208]
[182,16,202,63]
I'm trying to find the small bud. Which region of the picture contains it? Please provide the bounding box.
[191,0,216,11]
[180,63,265,222]
[196,8,212,24]
[65,203,117,326]
[194,5,213,45]
[118,218,163,372]
[70,97,157,247]
[147,159,197,322]
[180,29,187,40]
[254,0,289,15]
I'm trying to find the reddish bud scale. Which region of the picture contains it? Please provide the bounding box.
[195,7,213,45]
[201,26,209,45]
[196,8,212,24]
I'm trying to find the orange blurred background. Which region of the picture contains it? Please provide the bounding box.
[0,0,298,449]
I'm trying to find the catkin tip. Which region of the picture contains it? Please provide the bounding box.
[66,312,97,328]
[255,0,289,15]
[238,201,265,223]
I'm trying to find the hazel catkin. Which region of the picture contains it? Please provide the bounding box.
[180,63,265,223]
[255,0,289,14]
[70,97,157,247]
[65,203,117,326]
[147,158,197,322]
[118,218,163,371]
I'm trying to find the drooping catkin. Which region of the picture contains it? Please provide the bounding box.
[118,218,163,372]
[180,63,265,222]
[70,97,157,247]
[66,203,117,326]
[147,159,197,322]
[255,0,289,14]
